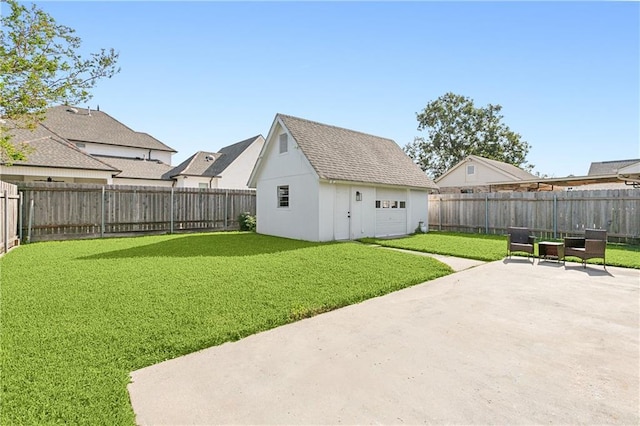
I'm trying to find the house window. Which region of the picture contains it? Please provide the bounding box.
[376,200,406,209]
[279,134,288,154]
[467,165,475,175]
[198,183,208,189]
[278,185,289,207]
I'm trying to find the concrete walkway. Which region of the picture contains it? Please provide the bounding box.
[129,260,639,425]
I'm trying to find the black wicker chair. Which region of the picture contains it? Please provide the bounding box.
[564,229,607,268]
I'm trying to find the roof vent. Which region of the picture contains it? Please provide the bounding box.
[67,107,78,114]
[205,155,215,161]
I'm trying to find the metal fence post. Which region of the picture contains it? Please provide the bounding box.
[485,194,489,234]
[170,187,174,234]
[101,186,105,238]
[553,193,557,239]
[224,190,229,229]
[3,191,8,254]
[27,198,34,243]
[18,192,23,243]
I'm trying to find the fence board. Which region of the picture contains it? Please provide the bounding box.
[429,189,640,243]
[0,181,20,254]
[16,183,256,242]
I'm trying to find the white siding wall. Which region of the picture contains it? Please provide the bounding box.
[408,189,429,233]
[78,142,173,165]
[0,165,113,184]
[112,177,174,187]
[174,176,219,188]
[218,137,264,189]
[255,124,320,241]
[437,161,512,187]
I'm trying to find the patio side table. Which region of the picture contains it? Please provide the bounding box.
[538,241,565,263]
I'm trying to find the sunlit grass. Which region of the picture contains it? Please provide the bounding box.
[0,232,452,424]
[361,232,640,268]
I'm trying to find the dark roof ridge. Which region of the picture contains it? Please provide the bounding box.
[277,114,394,142]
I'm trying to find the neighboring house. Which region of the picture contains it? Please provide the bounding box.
[248,114,438,242]
[0,122,120,184]
[41,105,177,165]
[167,135,264,189]
[435,155,538,193]
[617,161,640,188]
[2,105,177,185]
[579,158,640,190]
[2,106,262,189]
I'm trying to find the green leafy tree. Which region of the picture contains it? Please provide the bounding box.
[0,0,119,164]
[405,92,532,179]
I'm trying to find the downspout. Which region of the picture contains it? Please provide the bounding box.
[209,176,215,189]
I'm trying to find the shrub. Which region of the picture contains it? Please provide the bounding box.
[238,212,256,231]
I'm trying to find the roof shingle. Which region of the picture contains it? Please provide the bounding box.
[4,125,118,171]
[41,105,176,152]
[588,159,640,176]
[278,114,437,190]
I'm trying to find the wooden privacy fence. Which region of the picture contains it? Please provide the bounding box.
[428,189,640,243]
[0,181,20,254]
[17,182,256,242]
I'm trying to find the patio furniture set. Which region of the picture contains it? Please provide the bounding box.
[507,227,607,268]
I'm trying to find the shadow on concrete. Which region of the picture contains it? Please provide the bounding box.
[502,257,535,265]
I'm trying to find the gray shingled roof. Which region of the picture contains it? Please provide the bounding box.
[41,105,176,152]
[168,135,263,178]
[469,155,537,181]
[277,114,438,189]
[588,159,640,176]
[94,156,173,180]
[166,151,221,178]
[4,125,119,171]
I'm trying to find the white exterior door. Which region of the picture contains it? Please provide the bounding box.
[334,185,350,240]
[375,188,407,237]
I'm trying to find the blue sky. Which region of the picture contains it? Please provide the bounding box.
[24,1,640,177]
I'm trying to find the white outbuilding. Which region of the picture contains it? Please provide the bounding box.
[247,114,438,241]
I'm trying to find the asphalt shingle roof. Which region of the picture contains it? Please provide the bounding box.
[94,156,173,180]
[588,159,640,176]
[166,151,221,178]
[277,114,438,190]
[41,105,176,152]
[4,125,118,171]
[168,135,263,178]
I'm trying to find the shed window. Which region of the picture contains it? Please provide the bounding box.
[278,185,289,207]
[279,134,288,154]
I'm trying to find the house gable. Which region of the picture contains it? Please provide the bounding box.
[436,155,536,191]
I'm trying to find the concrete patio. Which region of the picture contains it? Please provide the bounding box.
[128,259,639,425]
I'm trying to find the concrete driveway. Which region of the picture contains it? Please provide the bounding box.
[129,259,639,425]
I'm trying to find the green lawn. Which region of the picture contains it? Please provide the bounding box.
[0,232,452,425]
[361,232,640,269]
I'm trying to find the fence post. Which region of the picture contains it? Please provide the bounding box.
[101,186,105,238]
[224,190,229,230]
[18,192,23,243]
[485,194,489,234]
[170,187,174,234]
[3,191,8,254]
[27,198,34,243]
[438,197,442,231]
[553,193,557,239]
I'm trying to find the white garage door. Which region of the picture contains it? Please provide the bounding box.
[375,188,407,237]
